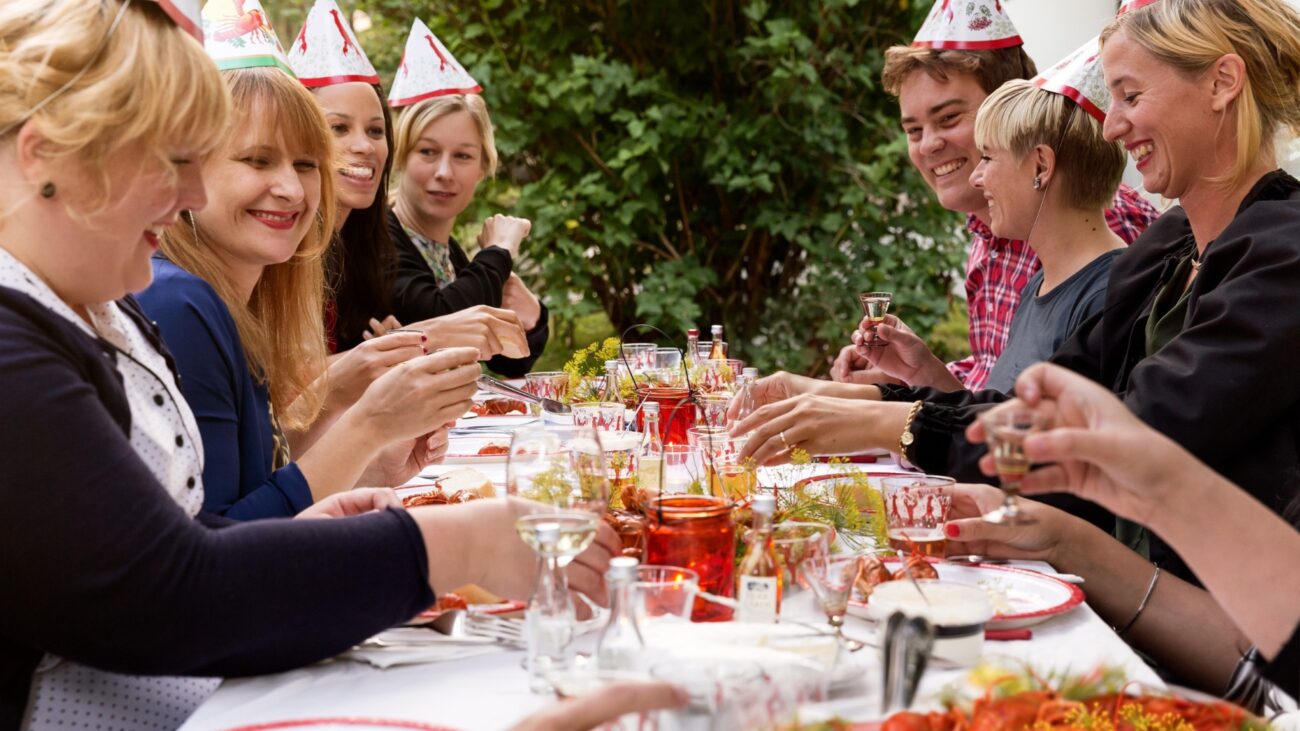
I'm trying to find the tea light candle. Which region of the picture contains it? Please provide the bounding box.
[866,581,994,665]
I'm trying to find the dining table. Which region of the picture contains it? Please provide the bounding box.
[180,411,1165,731]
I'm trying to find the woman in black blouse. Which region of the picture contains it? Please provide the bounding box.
[0,1,614,725]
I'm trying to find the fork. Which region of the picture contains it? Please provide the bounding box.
[464,612,526,646]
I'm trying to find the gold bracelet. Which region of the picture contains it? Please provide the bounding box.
[899,400,924,459]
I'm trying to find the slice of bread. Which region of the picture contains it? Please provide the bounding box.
[438,467,496,498]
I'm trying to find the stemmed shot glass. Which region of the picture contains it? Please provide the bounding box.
[507,425,609,691]
[858,291,893,348]
[802,552,864,646]
[978,406,1046,525]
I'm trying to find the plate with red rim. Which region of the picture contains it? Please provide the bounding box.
[223,719,460,731]
[410,600,525,624]
[846,558,1085,630]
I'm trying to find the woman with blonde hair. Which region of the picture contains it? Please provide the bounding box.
[387,84,549,377]
[0,0,615,725]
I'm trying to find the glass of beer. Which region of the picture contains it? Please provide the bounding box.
[881,475,955,557]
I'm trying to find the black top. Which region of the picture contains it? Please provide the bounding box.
[883,170,1300,580]
[1268,621,1300,696]
[387,210,549,377]
[0,285,434,728]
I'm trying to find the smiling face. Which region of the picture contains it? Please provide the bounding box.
[397,110,485,232]
[969,143,1040,241]
[899,71,990,216]
[313,82,388,214]
[193,106,322,279]
[1101,30,1216,199]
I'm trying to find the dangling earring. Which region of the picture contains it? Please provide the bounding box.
[1031,176,1042,191]
[40,182,56,199]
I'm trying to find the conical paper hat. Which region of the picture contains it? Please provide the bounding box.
[286,0,379,87]
[1118,0,1159,14]
[202,0,294,76]
[1033,37,1107,123]
[149,0,202,41]
[387,18,481,108]
[913,0,1022,50]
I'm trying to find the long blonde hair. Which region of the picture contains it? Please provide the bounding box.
[0,0,230,212]
[1102,0,1300,190]
[162,68,336,428]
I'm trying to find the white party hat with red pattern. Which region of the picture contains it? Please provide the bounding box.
[387,18,481,108]
[202,0,294,76]
[913,0,1022,50]
[286,0,379,87]
[149,0,202,40]
[1118,0,1160,14]
[1033,36,1107,123]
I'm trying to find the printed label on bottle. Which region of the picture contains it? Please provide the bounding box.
[737,576,779,623]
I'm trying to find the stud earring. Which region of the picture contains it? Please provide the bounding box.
[40,182,56,199]
[1031,176,1042,191]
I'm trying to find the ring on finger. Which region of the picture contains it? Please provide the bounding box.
[779,430,792,451]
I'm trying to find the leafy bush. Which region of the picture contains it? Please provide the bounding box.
[354,0,970,374]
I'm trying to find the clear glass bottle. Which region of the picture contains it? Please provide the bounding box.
[525,523,576,691]
[708,324,727,360]
[602,359,622,404]
[595,556,645,671]
[735,367,759,421]
[684,328,700,371]
[638,402,664,494]
[736,493,781,622]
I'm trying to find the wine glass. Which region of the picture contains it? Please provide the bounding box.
[507,425,608,691]
[978,406,1046,525]
[802,552,864,645]
[858,291,893,348]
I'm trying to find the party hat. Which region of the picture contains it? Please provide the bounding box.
[202,0,294,76]
[148,0,202,40]
[1033,37,1107,123]
[1118,0,1159,14]
[913,0,1022,50]
[286,0,379,87]
[387,18,481,108]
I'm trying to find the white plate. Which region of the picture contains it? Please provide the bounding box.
[443,436,512,464]
[847,560,1085,630]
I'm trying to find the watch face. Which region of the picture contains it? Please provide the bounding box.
[901,433,914,445]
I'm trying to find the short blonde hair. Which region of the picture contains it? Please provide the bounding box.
[392,94,497,177]
[881,45,1037,97]
[0,0,230,210]
[162,68,335,428]
[974,80,1125,211]
[1102,0,1300,191]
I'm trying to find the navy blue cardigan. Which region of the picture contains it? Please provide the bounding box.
[0,284,432,728]
[138,256,312,519]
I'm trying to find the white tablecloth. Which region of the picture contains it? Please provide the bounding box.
[181,426,1164,730]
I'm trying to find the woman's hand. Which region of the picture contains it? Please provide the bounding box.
[831,344,904,386]
[325,330,426,411]
[410,305,530,361]
[357,427,451,487]
[852,315,959,390]
[350,347,480,447]
[942,483,1073,563]
[509,681,689,731]
[501,273,542,332]
[730,395,879,465]
[478,214,531,258]
[296,487,403,519]
[362,315,403,340]
[965,363,1193,527]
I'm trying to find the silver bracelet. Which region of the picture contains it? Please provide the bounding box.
[1116,565,1161,637]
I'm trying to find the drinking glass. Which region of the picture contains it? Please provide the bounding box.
[881,475,954,557]
[507,425,608,691]
[620,342,657,373]
[655,347,682,372]
[768,522,830,597]
[802,552,865,642]
[524,371,570,416]
[634,565,699,620]
[688,426,754,501]
[571,401,625,431]
[858,291,893,347]
[978,406,1046,525]
[696,393,732,428]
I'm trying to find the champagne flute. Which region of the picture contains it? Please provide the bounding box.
[507,425,608,691]
[978,406,1046,525]
[858,291,893,348]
